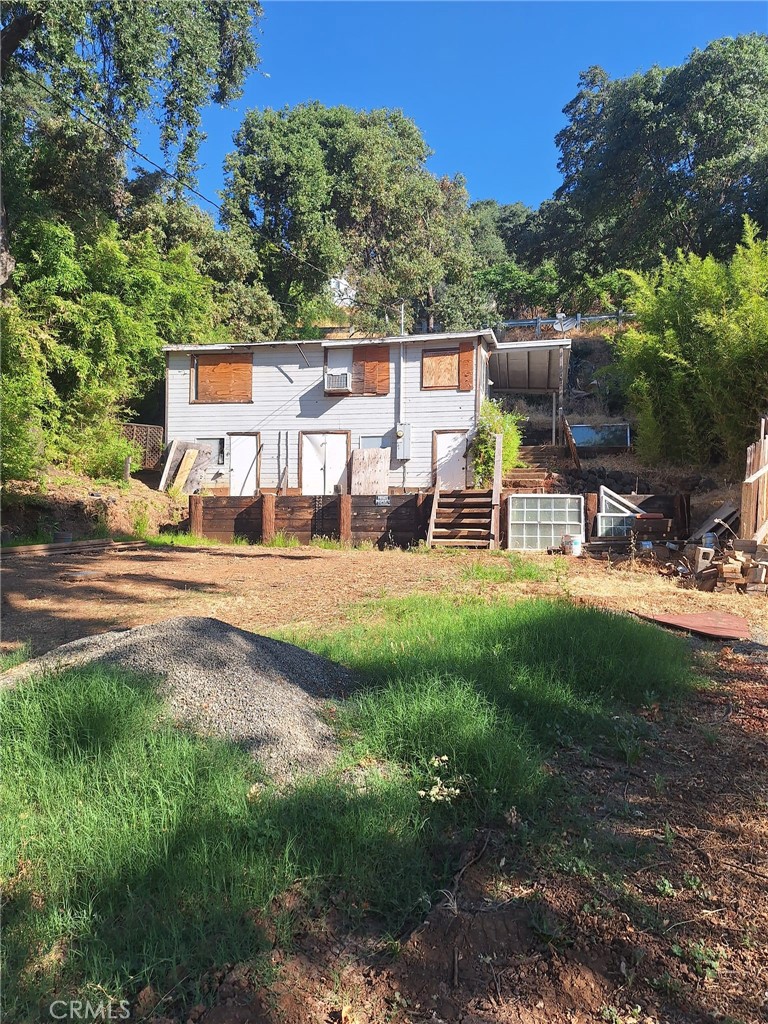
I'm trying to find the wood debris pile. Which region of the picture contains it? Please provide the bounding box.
[662,540,768,595]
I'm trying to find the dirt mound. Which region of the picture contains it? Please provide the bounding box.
[4,616,353,780]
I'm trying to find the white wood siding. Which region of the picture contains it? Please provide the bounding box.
[165,338,488,490]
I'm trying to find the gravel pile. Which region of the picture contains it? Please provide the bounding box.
[5,616,353,780]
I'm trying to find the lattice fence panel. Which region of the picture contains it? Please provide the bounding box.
[121,424,165,470]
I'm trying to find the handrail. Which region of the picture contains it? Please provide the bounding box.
[426,478,442,548]
[490,433,503,550]
[562,417,582,471]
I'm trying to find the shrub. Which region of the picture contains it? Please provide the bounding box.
[470,398,524,486]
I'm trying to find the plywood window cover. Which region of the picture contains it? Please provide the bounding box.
[507,494,584,551]
[191,353,252,404]
[422,342,474,391]
[325,346,390,396]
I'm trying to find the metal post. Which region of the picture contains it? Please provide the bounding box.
[400,302,405,337]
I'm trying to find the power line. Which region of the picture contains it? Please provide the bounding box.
[11,65,408,320]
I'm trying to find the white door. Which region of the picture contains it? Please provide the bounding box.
[301,433,348,495]
[435,431,467,489]
[230,435,259,496]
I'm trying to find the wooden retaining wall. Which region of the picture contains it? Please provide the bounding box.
[189,493,429,547]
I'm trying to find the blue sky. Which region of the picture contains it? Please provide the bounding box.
[141,1,767,214]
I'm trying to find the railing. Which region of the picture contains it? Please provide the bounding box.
[741,416,768,542]
[562,416,582,471]
[499,311,633,337]
[426,478,442,548]
[490,433,503,550]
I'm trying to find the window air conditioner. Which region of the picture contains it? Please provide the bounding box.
[325,370,352,393]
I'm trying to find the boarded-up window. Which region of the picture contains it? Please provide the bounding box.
[351,345,390,396]
[192,353,252,403]
[421,341,474,391]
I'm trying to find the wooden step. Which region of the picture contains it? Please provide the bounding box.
[441,489,493,496]
[433,526,491,536]
[438,495,494,505]
[436,515,492,525]
[433,539,491,548]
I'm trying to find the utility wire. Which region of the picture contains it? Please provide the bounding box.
[11,65,409,320]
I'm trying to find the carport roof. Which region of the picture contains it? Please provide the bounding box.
[489,338,571,394]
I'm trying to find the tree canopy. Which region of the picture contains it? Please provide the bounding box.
[223,103,477,331]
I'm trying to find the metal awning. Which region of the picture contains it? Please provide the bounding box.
[489,339,571,394]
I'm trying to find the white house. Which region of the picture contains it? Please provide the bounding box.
[163,330,498,496]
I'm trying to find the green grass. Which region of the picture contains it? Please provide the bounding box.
[1,597,695,1019]
[0,530,55,548]
[289,596,692,753]
[0,666,433,1020]
[142,531,251,548]
[0,641,31,671]
[260,531,300,548]
[461,553,562,583]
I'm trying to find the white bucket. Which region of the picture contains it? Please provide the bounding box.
[562,534,582,557]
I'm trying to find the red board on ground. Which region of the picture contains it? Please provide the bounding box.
[638,611,751,641]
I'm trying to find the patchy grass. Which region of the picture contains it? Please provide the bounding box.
[2,598,695,1018]
[0,530,55,548]
[0,641,31,672]
[461,553,563,583]
[260,531,300,549]
[142,532,251,549]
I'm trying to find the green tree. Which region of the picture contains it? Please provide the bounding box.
[223,102,475,332]
[614,218,768,466]
[0,1,263,281]
[125,183,282,341]
[477,259,561,319]
[555,35,768,272]
[3,217,226,480]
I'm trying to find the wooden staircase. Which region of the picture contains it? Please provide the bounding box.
[504,445,568,493]
[429,489,494,548]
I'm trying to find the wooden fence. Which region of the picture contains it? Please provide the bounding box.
[741,417,768,543]
[121,423,164,470]
[189,493,429,547]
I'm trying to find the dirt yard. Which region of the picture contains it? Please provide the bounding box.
[2,544,767,1024]
[2,543,767,657]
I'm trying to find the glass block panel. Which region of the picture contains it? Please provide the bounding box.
[506,494,585,550]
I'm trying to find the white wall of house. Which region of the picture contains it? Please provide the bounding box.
[165,336,492,492]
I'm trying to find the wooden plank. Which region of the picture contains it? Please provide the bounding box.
[422,349,459,389]
[158,438,181,491]
[490,432,503,549]
[426,481,441,548]
[182,446,213,495]
[350,448,391,494]
[262,493,276,543]
[690,500,739,542]
[195,352,252,403]
[637,611,750,641]
[3,539,147,557]
[172,448,199,492]
[339,494,352,544]
[458,341,474,391]
[189,495,203,537]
